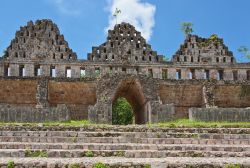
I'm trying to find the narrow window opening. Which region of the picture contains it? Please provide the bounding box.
[122,67,126,73]
[217,70,224,80]
[148,69,153,77]
[176,69,181,80]
[189,69,195,79]
[204,70,210,79]
[34,65,41,76]
[95,67,100,76]
[19,65,25,77]
[162,69,168,79]
[66,67,71,78]
[191,56,194,62]
[223,57,226,63]
[184,56,187,62]
[4,65,10,76]
[80,67,86,77]
[216,57,220,63]
[233,70,238,80]
[50,66,56,77]
[176,56,180,62]
[247,70,250,80]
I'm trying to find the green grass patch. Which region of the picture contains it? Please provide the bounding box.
[0,120,92,126]
[25,150,48,157]
[0,119,250,128]
[93,162,110,168]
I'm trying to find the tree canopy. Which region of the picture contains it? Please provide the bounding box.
[181,22,193,37]
[112,97,134,125]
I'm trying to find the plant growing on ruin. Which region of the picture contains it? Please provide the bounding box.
[144,164,151,168]
[225,164,241,168]
[2,50,9,58]
[69,163,80,168]
[181,22,193,37]
[112,97,134,125]
[197,34,223,48]
[7,160,14,168]
[162,55,169,61]
[238,46,250,59]
[93,162,110,168]
[85,150,94,157]
[24,150,48,157]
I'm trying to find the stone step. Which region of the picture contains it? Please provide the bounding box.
[0,142,249,152]
[1,157,250,168]
[0,149,249,158]
[0,136,249,145]
[1,131,249,139]
[0,126,249,134]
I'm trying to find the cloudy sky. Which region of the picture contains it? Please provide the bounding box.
[0,0,250,62]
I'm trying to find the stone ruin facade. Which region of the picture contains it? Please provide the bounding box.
[0,19,250,124]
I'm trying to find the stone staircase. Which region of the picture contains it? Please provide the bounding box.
[0,126,249,168]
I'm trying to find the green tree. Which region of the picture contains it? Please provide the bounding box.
[181,22,193,37]
[238,46,250,59]
[162,55,169,61]
[112,97,134,125]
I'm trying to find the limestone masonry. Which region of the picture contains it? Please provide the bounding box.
[0,19,250,123]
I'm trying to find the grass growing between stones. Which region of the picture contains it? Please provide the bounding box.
[7,160,14,168]
[93,162,110,168]
[24,150,48,157]
[0,119,250,128]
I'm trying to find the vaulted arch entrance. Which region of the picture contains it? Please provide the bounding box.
[111,78,148,124]
[88,74,173,124]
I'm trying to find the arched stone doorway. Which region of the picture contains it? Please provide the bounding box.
[111,78,148,124]
[88,74,174,124]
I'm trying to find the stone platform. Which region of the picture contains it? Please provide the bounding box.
[0,125,249,168]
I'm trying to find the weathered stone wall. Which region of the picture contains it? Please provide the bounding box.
[158,81,250,118]
[158,82,203,118]
[0,78,97,121]
[0,104,70,122]
[214,85,250,107]
[48,81,96,120]
[189,107,250,122]
[0,79,37,105]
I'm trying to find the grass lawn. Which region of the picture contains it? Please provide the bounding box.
[0,119,249,128]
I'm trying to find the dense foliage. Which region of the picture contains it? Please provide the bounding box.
[112,97,134,125]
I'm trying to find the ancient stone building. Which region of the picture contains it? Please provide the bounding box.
[0,19,250,124]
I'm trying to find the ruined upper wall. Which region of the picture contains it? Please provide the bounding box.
[87,22,164,64]
[172,35,235,64]
[3,19,77,61]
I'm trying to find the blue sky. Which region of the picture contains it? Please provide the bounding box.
[0,0,250,62]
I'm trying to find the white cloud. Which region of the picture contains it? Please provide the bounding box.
[105,0,156,41]
[53,0,82,16]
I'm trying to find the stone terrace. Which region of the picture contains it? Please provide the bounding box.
[0,125,249,168]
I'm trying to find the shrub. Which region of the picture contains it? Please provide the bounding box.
[7,160,14,168]
[112,97,134,125]
[93,162,110,168]
[85,150,94,157]
[25,150,48,157]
